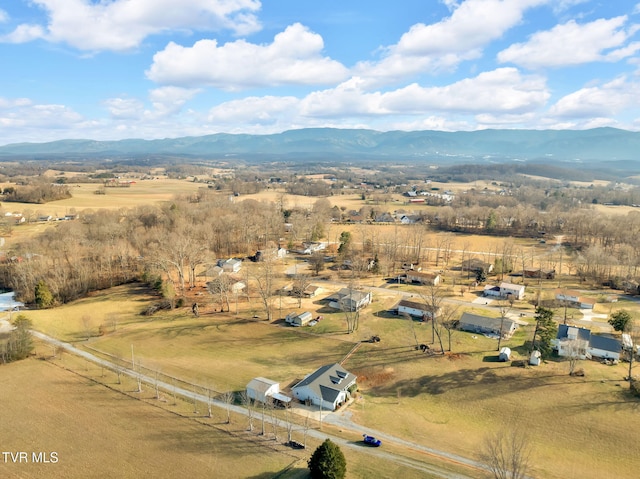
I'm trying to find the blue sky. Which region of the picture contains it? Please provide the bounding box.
[1,0,640,145]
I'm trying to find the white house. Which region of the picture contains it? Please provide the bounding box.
[458,312,518,338]
[403,271,441,286]
[499,282,525,300]
[555,289,596,310]
[554,324,621,360]
[328,288,372,311]
[396,299,440,320]
[291,363,357,411]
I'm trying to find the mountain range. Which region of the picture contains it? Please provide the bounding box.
[0,127,639,169]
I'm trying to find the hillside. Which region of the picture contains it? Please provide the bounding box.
[0,127,638,169]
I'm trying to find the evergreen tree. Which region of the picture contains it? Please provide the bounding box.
[531,306,557,358]
[608,310,633,332]
[34,280,54,309]
[308,439,346,479]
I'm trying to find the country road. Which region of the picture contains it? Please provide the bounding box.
[30,330,489,479]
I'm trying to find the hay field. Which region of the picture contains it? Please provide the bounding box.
[0,178,204,217]
[0,358,298,479]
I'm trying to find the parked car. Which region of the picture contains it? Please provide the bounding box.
[287,440,305,449]
[362,434,381,447]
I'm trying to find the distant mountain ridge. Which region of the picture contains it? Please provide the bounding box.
[0,127,639,166]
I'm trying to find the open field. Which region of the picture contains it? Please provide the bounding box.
[0,357,298,479]
[1,178,204,216]
[0,354,470,479]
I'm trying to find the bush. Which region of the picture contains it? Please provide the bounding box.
[308,439,346,479]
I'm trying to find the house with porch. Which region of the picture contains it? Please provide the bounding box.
[327,288,372,311]
[553,324,622,360]
[291,363,357,411]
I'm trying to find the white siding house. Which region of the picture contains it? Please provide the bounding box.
[499,282,525,300]
[292,363,357,411]
[403,271,441,286]
[328,288,372,311]
[396,299,440,320]
[555,289,596,310]
[554,324,622,360]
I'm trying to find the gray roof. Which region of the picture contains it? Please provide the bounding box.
[459,312,515,332]
[557,324,591,341]
[292,363,357,401]
[589,335,621,353]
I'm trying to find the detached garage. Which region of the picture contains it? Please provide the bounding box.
[246,377,291,406]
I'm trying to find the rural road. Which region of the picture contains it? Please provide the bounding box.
[30,330,487,479]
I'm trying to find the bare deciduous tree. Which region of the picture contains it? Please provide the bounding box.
[481,428,532,479]
[220,390,235,424]
[239,391,255,431]
[565,339,587,375]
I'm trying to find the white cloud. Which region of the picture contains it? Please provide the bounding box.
[147,23,349,89]
[148,87,201,117]
[355,0,547,85]
[208,95,299,125]
[104,98,145,120]
[381,68,549,114]
[0,24,46,43]
[0,9,8,23]
[549,76,640,118]
[498,16,640,68]
[1,0,261,51]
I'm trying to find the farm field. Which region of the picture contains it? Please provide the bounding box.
[0,357,297,479]
[0,352,469,479]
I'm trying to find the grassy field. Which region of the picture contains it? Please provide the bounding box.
[0,354,472,479]
[21,282,640,479]
[0,358,298,479]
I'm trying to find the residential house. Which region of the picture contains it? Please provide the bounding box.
[291,363,357,411]
[403,271,441,286]
[327,288,372,311]
[396,299,440,320]
[461,258,494,273]
[499,282,525,300]
[524,268,556,280]
[555,289,596,310]
[553,324,622,360]
[458,312,518,338]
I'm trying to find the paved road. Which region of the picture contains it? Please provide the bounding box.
[30,330,486,479]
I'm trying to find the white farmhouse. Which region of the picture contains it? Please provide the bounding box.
[292,363,357,411]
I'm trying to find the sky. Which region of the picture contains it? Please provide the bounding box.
[1,0,640,145]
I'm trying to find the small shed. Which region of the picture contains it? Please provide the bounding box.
[529,350,541,366]
[498,347,511,362]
